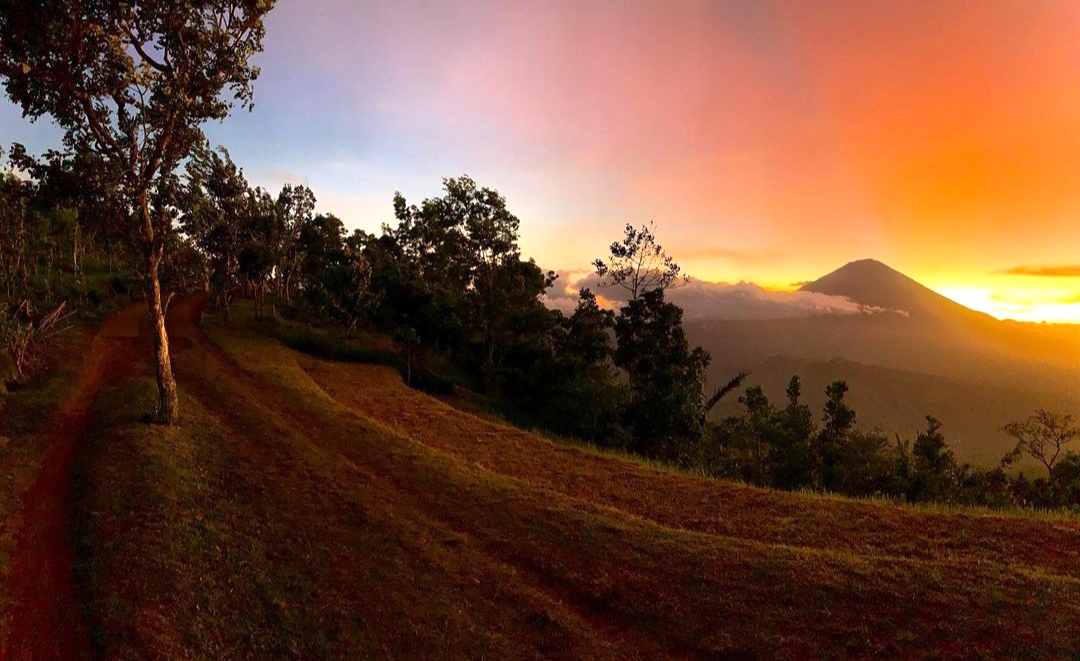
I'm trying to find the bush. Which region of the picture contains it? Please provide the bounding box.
[274,324,399,367]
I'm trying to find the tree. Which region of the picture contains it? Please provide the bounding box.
[0,165,31,299]
[614,288,711,460]
[9,144,128,281]
[239,187,279,319]
[546,289,627,444]
[775,375,816,489]
[558,289,614,369]
[0,0,275,423]
[592,222,709,458]
[816,380,856,490]
[383,176,556,394]
[275,184,317,303]
[593,221,689,301]
[182,145,254,322]
[735,385,778,486]
[295,212,353,318]
[1003,410,1080,477]
[903,416,959,502]
[332,230,374,334]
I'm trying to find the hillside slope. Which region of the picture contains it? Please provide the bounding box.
[5,301,1080,659]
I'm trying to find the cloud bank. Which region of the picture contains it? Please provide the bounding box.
[544,274,897,320]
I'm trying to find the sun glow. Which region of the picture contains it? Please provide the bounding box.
[933,286,1080,324]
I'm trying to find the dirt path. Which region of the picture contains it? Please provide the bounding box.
[2,304,144,661]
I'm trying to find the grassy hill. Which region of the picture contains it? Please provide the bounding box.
[3,301,1080,659]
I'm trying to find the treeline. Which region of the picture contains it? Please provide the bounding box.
[153,154,686,453]
[3,142,1078,512]
[176,160,702,452]
[704,380,1080,510]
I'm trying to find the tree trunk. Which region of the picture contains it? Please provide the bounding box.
[147,259,179,424]
[141,193,179,425]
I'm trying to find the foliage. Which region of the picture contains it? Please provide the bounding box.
[368,177,553,390]
[703,379,1080,510]
[0,145,137,385]
[1002,410,1079,475]
[614,289,711,460]
[181,145,253,319]
[273,324,399,368]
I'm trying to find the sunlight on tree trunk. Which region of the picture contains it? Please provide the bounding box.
[141,194,179,424]
[147,265,179,424]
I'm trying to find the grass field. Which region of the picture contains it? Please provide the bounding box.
[3,300,1080,659]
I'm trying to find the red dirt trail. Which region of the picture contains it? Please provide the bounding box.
[2,304,144,661]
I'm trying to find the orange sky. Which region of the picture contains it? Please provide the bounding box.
[500,0,1080,322]
[6,0,1076,321]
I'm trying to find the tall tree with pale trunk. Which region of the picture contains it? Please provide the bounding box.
[0,0,276,423]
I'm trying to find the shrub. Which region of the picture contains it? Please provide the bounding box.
[0,299,72,384]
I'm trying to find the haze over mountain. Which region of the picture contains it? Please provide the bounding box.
[685,259,1080,461]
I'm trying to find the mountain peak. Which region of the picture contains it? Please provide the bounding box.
[829,258,903,276]
[800,259,985,322]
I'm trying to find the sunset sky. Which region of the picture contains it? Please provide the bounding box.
[2,0,1079,322]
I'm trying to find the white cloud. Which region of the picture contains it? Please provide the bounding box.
[544,273,899,320]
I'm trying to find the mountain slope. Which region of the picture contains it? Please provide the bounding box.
[799,258,1079,362]
[799,259,989,322]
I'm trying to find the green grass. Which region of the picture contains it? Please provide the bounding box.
[227,307,463,395]
[75,380,351,657]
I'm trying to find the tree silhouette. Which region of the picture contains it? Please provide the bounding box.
[614,288,711,459]
[1003,410,1080,476]
[593,221,689,301]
